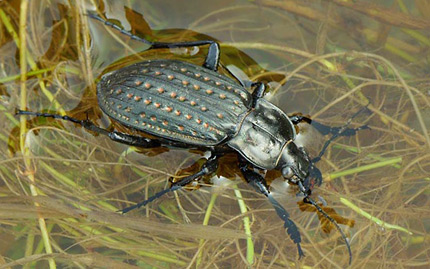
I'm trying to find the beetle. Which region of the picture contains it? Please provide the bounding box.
[17,12,369,264]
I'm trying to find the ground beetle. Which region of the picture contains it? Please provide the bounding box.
[17,12,370,264]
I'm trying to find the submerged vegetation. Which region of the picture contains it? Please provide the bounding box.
[0,0,429,268]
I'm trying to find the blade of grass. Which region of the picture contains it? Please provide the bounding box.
[23,230,35,269]
[196,192,218,266]
[327,157,402,180]
[17,1,56,268]
[332,144,402,169]
[0,65,80,84]
[39,161,117,211]
[233,184,254,267]
[62,218,186,266]
[0,7,65,114]
[397,0,430,46]
[340,197,413,235]
[0,67,53,84]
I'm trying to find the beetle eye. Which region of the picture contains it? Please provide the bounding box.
[282,167,294,178]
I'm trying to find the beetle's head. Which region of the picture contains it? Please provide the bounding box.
[279,141,317,194]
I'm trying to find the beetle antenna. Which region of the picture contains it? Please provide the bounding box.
[305,196,352,265]
[298,181,352,265]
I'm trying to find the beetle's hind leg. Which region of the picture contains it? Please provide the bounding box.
[239,159,304,259]
[87,13,220,71]
[16,110,162,148]
[120,154,220,214]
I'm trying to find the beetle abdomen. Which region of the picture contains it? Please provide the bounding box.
[97,60,251,146]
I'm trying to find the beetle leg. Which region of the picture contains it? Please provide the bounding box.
[239,159,304,259]
[119,154,220,214]
[311,123,369,164]
[87,13,220,71]
[202,42,220,71]
[289,107,370,164]
[288,114,312,125]
[289,104,370,137]
[16,110,162,148]
[311,107,370,163]
[250,82,266,108]
[289,114,369,137]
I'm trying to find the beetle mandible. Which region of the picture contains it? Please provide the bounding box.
[17,12,370,264]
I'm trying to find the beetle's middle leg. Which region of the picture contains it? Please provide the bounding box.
[16,110,163,148]
[239,158,304,259]
[120,153,220,214]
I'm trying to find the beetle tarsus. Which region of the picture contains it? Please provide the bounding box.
[310,121,369,137]
[267,194,304,258]
[86,13,153,46]
[120,154,219,213]
[119,185,182,214]
[239,160,304,259]
[312,123,369,164]
[16,110,165,148]
[16,109,83,125]
[289,111,367,166]
[86,12,221,71]
[289,105,370,138]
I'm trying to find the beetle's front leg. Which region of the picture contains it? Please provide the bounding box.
[290,114,368,138]
[311,106,370,163]
[289,107,370,163]
[120,154,220,214]
[289,104,370,138]
[239,159,304,259]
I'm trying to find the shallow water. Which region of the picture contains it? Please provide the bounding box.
[1,0,429,268]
